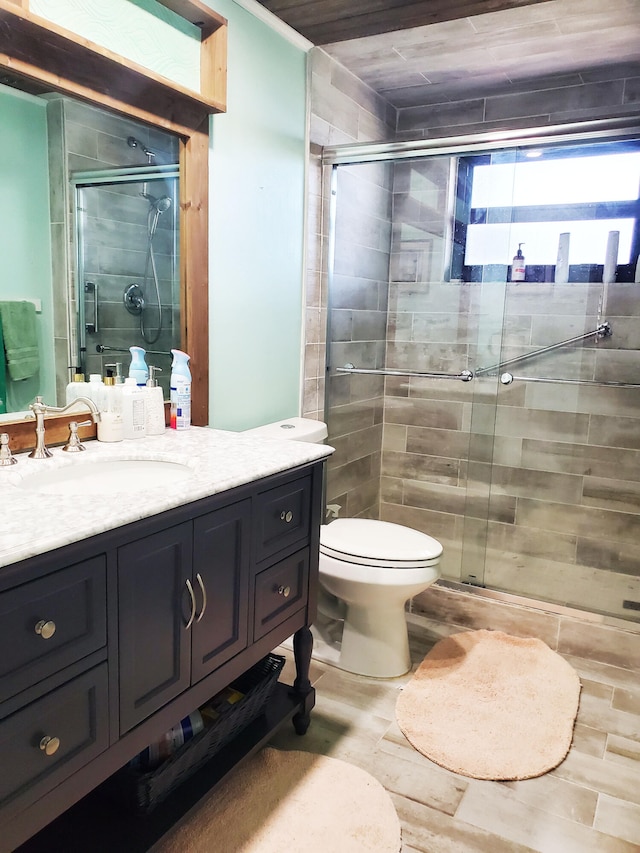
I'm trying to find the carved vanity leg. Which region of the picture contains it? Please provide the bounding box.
[292,625,315,735]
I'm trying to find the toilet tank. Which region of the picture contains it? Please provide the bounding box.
[243,417,328,443]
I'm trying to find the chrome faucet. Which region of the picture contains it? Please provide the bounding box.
[28,396,101,459]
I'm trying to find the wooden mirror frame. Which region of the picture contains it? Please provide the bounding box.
[0,0,226,447]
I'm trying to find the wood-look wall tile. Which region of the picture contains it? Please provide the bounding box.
[558,620,640,671]
[594,795,640,847]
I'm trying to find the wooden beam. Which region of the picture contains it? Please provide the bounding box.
[0,1,226,132]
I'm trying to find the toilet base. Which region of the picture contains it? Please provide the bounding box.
[310,605,412,678]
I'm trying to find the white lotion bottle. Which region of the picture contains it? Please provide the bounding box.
[122,377,146,440]
[98,371,123,442]
[145,365,166,436]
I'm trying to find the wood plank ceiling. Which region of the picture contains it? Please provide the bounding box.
[255,0,640,112]
[255,0,552,44]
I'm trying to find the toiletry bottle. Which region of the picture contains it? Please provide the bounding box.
[129,346,149,387]
[170,349,191,430]
[97,370,123,442]
[511,244,526,282]
[145,365,166,436]
[65,368,87,405]
[122,376,146,440]
[87,373,106,410]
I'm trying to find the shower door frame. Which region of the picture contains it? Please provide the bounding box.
[322,115,640,625]
[72,165,180,382]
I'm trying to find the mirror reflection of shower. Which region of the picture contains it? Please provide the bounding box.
[125,136,173,344]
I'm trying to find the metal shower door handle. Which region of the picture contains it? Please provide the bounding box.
[85,282,99,333]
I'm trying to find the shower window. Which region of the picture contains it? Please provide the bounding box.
[451,140,640,283]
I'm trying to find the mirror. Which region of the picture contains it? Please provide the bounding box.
[0,80,182,415]
[0,0,217,441]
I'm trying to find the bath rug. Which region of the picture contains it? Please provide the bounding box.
[396,629,581,780]
[151,747,401,852]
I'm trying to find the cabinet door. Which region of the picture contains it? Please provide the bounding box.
[191,500,250,683]
[118,524,193,733]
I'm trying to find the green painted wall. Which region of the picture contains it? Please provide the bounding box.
[207,0,307,430]
[0,87,55,412]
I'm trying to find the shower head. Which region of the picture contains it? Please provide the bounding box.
[127,136,156,163]
[142,193,172,213]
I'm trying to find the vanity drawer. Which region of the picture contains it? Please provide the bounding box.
[0,556,107,701]
[254,474,312,563]
[254,549,309,641]
[0,663,109,812]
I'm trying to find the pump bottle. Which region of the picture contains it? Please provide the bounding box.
[170,349,191,430]
[122,377,146,440]
[65,368,88,405]
[512,244,526,282]
[145,365,166,436]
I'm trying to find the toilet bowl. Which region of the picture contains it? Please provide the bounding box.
[244,417,443,677]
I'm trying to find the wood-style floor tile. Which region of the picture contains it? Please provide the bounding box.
[274,632,640,853]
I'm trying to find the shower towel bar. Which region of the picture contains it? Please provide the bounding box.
[336,364,474,382]
[500,372,640,388]
[95,344,170,357]
[476,322,611,376]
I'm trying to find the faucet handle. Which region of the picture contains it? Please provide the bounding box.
[0,433,17,466]
[62,420,91,453]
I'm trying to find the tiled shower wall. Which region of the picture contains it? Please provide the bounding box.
[307,51,640,623]
[305,47,396,518]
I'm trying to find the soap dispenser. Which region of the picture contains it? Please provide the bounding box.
[97,370,123,443]
[145,366,165,436]
[65,368,87,405]
[511,243,526,282]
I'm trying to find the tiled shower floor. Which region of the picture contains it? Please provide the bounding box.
[271,626,640,852]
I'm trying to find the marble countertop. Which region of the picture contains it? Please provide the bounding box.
[0,426,333,569]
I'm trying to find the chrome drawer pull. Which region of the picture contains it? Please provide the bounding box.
[280,510,293,523]
[195,572,207,623]
[39,735,60,756]
[35,620,56,640]
[185,578,196,630]
[277,585,291,598]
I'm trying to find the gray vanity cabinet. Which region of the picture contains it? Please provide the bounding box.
[118,500,251,733]
[0,459,324,852]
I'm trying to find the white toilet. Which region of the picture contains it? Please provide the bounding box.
[244,418,443,678]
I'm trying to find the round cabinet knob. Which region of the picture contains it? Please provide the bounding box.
[35,620,56,640]
[278,585,291,598]
[280,510,293,523]
[39,736,60,756]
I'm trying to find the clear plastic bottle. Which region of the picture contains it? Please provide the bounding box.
[145,365,166,436]
[121,377,146,440]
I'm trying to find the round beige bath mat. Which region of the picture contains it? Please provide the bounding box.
[151,747,401,852]
[396,629,581,780]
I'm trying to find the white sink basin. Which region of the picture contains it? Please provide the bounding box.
[17,459,195,495]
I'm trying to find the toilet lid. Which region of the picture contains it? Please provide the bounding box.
[320,518,443,568]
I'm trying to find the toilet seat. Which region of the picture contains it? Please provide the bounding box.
[320,518,443,569]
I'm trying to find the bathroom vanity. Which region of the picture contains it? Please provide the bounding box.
[0,428,330,851]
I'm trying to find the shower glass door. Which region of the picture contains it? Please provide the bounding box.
[479,139,640,621]
[73,166,180,399]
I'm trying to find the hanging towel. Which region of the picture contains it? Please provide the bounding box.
[0,320,6,414]
[0,301,40,381]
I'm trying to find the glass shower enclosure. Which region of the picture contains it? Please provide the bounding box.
[72,165,180,399]
[323,124,640,625]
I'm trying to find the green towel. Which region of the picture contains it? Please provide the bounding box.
[0,320,6,414]
[0,301,40,381]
